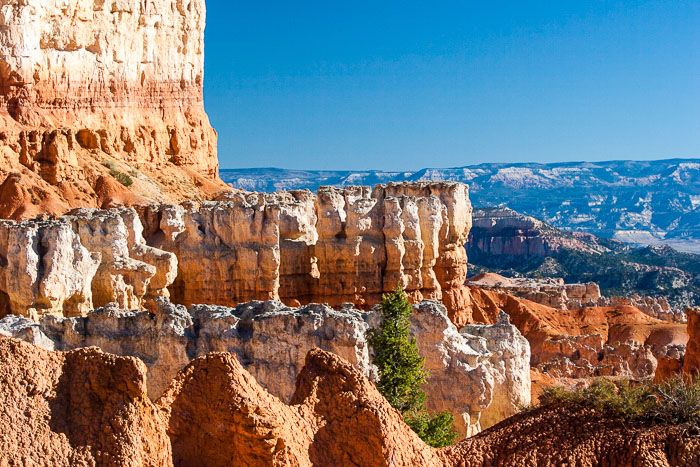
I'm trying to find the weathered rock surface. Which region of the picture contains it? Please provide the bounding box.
[0,207,176,318]
[0,337,171,466]
[142,182,473,314]
[461,285,688,380]
[158,349,444,467]
[460,311,531,429]
[467,272,682,322]
[444,404,700,466]
[682,307,700,377]
[0,182,473,319]
[2,338,697,466]
[3,299,530,438]
[0,0,225,218]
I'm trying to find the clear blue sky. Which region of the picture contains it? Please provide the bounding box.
[204,1,700,171]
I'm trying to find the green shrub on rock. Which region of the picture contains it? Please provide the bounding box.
[368,285,457,447]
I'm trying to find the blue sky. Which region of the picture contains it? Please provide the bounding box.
[204,1,700,171]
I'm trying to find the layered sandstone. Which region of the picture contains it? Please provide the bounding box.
[143,182,472,312]
[2,298,530,438]
[0,182,472,319]
[0,337,171,465]
[0,0,225,218]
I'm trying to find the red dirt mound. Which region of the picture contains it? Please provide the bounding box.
[156,349,440,467]
[444,404,700,466]
[0,337,171,466]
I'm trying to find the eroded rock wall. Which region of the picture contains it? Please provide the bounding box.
[0,182,472,319]
[0,0,223,218]
[142,182,473,314]
[0,207,177,318]
[1,298,531,439]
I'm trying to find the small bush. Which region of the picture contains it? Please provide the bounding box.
[540,376,700,428]
[102,159,116,170]
[109,168,133,187]
[652,376,700,426]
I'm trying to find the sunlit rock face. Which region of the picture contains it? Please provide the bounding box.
[0,0,222,218]
[140,181,473,315]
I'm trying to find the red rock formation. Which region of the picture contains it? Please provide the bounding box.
[2,339,698,465]
[142,182,473,316]
[0,337,171,465]
[682,307,700,377]
[444,404,700,466]
[460,285,688,379]
[0,0,226,219]
[157,349,442,467]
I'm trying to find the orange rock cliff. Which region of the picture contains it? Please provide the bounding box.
[0,0,225,219]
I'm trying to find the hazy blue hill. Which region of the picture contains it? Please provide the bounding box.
[221,159,700,252]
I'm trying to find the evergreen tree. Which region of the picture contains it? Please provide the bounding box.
[369,285,458,447]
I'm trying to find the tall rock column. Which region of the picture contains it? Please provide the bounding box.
[0,0,223,218]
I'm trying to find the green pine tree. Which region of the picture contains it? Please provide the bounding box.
[368,285,458,447]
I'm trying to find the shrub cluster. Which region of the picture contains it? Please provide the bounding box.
[369,286,458,447]
[102,159,134,187]
[541,377,700,428]
[109,169,134,187]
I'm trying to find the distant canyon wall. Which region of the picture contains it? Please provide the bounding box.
[0,0,222,218]
[0,182,473,319]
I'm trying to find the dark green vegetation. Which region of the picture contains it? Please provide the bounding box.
[102,159,135,187]
[109,169,134,187]
[368,286,458,447]
[540,377,700,428]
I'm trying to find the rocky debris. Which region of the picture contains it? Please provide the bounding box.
[0,337,171,466]
[3,299,530,437]
[461,285,689,380]
[683,307,700,377]
[467,272,684,322]
[0,314,53,350]
[40,299,194,400]
[0,0,225,217]
[141,182,473,315]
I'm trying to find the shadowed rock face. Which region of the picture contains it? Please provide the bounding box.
[0,337,171,466]
[0,0,223,218]
[2,298,530,438]
[0,181,473,319]
[683,308,700,377]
